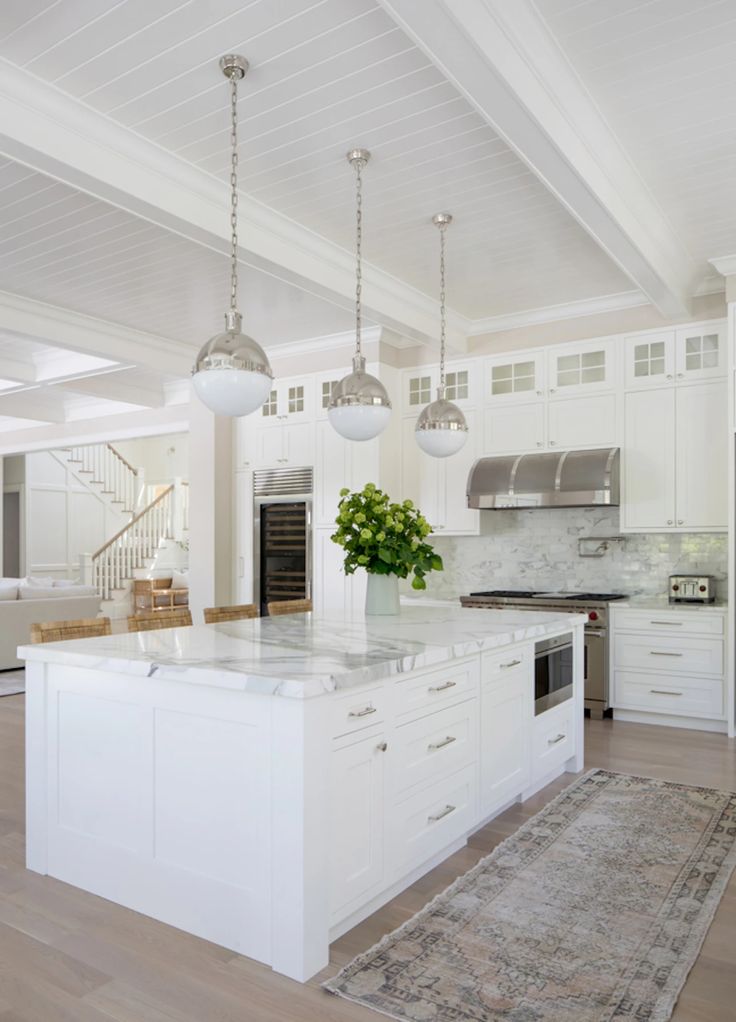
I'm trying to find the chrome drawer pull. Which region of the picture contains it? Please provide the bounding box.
[428,804,456,824]
[428,735,457,752]
[547,733,566,745]
[650,620,682,626]
[376,741,388,752]
[650,689,682,696]
[649,651,683,657]
[348,706,377,718]
[428,680,457,693]
[500,658,522,669]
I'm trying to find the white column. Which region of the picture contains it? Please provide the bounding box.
[188,391,233,621]
[725,281,736,738]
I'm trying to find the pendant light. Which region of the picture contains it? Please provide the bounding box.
[328,148,392,441]
[415,213,468,457]
[192,55,273,417]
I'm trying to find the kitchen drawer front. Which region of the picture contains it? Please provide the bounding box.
[532,704,575,782]
[614,634,723,676]
[613,609,724,637]
[331,686,387,739]
[392,765,476,874]
[395,657,478,719]
[614,670,724,719]
[393,698,477,797]
[482,644,531,683]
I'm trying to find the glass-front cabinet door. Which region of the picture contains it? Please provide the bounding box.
[485,353,544,404]
[675,325,726,382]
[624,332,675,389]
[548,339,615,397]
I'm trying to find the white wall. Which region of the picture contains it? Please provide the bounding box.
[22,451,127,581]
[114,432,189,488]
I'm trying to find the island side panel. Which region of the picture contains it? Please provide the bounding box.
[34,663,273,964]
[25,661,49,875]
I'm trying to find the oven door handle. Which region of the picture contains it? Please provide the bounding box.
[585,631,605,639]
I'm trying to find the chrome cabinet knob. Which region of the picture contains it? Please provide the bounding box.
[376,741,388,753]
[677,519,684,525]
[667,519,673,525]
[549,440,557,446]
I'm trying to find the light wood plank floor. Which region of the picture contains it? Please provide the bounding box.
[0,694,734,1021]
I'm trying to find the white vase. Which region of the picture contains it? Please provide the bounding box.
[365,572,400,616]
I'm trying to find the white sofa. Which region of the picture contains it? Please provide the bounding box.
[0,579,102,670]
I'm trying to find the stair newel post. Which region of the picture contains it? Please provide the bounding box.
[79,552,93,588]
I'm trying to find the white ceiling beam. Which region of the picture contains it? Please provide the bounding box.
[0,351,37,384]
[0,388,68,423]
[378,0,699,318]
[51,370,165,409]
[0,59,468,352]
[0,290,193,377]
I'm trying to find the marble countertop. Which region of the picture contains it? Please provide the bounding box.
[615,595,727,611]
[18,605,586,699]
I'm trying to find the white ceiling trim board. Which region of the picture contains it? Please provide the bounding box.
[377,0,699,318]
[709,254,736,279]
[468,290,651,336]
[0,58,468,351]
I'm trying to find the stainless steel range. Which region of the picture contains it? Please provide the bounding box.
[459,590,628,718]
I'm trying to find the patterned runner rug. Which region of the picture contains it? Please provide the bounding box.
[325,769,736,1022]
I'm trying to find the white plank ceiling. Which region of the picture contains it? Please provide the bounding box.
[533,0,736,275]
[0,0,632,319]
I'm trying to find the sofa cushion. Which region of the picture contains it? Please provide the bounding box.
[54,578,82,587]
[0,579,18,601]
[19,583,98,600]
[171,569,189,590]
[23,575,55,588]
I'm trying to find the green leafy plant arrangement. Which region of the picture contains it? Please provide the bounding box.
[331,483,443,590]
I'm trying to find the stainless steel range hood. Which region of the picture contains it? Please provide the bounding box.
[467,447,620,509]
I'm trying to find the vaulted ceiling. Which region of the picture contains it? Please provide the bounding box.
[0,0,734,441]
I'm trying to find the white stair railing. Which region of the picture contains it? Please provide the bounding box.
[80,485,174,599]
[65,443,140,512]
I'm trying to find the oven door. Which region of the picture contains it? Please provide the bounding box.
[534,633,573,716]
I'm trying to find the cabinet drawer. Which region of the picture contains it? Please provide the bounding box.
[331,686,386,738]
[614,671,724,719]
[613,634,723,676]
[482,644,531,683]
[395,658,478,719]
[613,609,724,636]
[532,704,575,782]
[393,699,477,797]
[392,765,476,874]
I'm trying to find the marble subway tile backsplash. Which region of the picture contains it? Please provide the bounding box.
[424,508,727,600]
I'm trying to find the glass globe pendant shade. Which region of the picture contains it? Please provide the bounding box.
[328,353,392,441]
[415,389,468,458]
[192,312,273,417]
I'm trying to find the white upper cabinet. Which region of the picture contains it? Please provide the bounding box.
[623,388,677,531]
[674,381,728,531]
[547,393,619,451]
[624,323,726,389]
[441,408,480,535]
[547,338,617,397]
[401,363,476,414]
[315,373,342,420]
[483,401,546,455]
[484,353,544,405]
[258,376,313,425]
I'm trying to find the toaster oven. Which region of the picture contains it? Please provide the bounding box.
[668,575,716,604]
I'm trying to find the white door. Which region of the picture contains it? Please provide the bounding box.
[484,353,544,405]
[441,408,480,534]
[675,381,728,531]
[315,420,350,526]
[622,388,676,530]
[282,422,314,468]
[547,393,619,450]
[400,417,441,526]
[253,427,284,468]
[330,732,386,917]
[624,332,675,389]
[548,339,616,397]
[675,325,726,383]
[483,401,546,455]
[480,677,530,817]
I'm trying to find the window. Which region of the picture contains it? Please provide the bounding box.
[288,385,304,414]
[633,342,666,379]
[684,333,719,372]
[408,375,432,405]
[445,370,468,401]
[262,390,278,416]
[322,380,339,409]
[490,361,535,396]
[556,350,606,387]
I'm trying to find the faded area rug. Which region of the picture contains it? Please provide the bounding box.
[0,670,24,697]
[325,769,736,1022]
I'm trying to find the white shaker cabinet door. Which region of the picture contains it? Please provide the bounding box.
[675,381,728,530]
[480,673,531,818]
[254,427,284,468]
[315,420,350,527]
[400,417,441,527]
[547,393,619,451]
[282,422,314,468]
[622,388,676,530]
[330,731,386,918]
[483,401,545,455]
[675,325,726,383]
[441,408,480,535]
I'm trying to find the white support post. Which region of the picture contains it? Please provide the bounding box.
[25,661,49,874]
[78,552,93,587]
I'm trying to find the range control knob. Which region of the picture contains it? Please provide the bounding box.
[588,610,598,621]
[699,585,707,592]
[672,584,680,591]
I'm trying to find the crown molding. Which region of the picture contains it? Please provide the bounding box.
[378,0,698,318]
[709,255,736,279]
[0,59,468,352]
[268,326,384,361]
[468,291,650,336]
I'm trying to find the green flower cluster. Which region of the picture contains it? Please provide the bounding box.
[331,483,443,591]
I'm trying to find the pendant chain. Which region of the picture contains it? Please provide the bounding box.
[439,220,447,388]
[229,74,239,314]
[354,157,363,358]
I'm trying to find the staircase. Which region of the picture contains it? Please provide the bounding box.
[60,443,141,513]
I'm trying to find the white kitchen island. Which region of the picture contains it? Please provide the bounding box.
[20,605,586,982]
